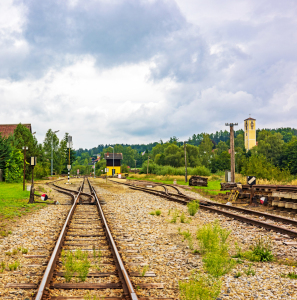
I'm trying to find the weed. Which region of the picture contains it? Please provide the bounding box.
[141,265,149,277]
[84,292,104,300]
[203,251,236,278]
[21,248,28,254]
[232,243,243,259]
[244,264,255,276]
[180,212,186,223]
[5,251,11,256]
[93,246,102,271]
[179,272,221,300]
[168,209,171,216]
[249,237,274,262]
[284,272,297,279]
[0,261,5,272]
[63,251,75,282]
[196,220,231,255]
[187,200,199,216]
[76,256,90,282]
[149,211,155,215]
[155,209,161,216]
[8,261,20,271]
[0,231,8,237]
[12,249,18,255]
[8,230,12,234]
[170,210,179,223]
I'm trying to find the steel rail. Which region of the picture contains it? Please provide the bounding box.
[88,179,138,300]
[109,179,297,238]
[35,180,84,300]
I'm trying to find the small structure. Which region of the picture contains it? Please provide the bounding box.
[244,117,256,151]
[104,153,123,176]
[0,123,32,137]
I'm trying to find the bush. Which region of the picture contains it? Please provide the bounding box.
[179,272,221,300]
[187,201,199,216]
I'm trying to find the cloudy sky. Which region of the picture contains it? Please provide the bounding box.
[1,0,297,148]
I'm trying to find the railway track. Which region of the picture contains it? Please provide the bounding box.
[31,178,167,300]
[110,179,297,240]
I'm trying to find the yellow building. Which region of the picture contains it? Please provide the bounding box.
[104,153,122,176]
[244,117,256,151]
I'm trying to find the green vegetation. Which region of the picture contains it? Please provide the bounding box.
[282,272,297,279]
[92,247,101,271]
[1,261,5,272]
[149,209,162,216]
[8,260,20,271]
[233,237,274,262]
[62,250,91,282]
[244,264,256,276]
[187,200,199,216]
[196,220,235,278]
[0,182,46,224]
[141,265,149,277]
[178,228,194,250]
[179,272,221,300]
[170,209,179,223]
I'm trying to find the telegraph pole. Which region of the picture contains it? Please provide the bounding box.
[184,142,187,183]
[225,123,238,183]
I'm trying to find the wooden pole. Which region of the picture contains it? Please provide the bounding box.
[230,125,235,183]
[184,142,187,183]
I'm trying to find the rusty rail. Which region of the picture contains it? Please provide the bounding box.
[88,179,138,300]
[35,180,84,300]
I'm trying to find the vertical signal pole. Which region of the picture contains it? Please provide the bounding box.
[184,142,187,183]
[67,135,72,184]
[225,123,238,183]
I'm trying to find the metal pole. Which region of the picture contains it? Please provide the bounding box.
[113,147,114,177]
[51,134,53,176]
[23,147,26,191]
[184,142,187,183]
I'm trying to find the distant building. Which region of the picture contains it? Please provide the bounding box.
[104,153,123,176]
[244,117,256,151]
[0,123,32,138]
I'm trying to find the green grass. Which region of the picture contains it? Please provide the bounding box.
[0,182,46,224]
[126,177,229,196]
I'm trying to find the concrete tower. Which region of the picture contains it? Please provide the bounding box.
[244,117,256,151]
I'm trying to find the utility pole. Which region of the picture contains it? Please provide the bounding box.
[110,146,114,177]
[225,123,238,183]
[184,141,187,183]
[147,156,150,175]
[94,161,96,178]
[22,146,28,191]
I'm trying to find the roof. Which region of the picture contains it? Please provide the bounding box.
[0,124,32,138]
[104,153,123,160]
[244,117,256,121]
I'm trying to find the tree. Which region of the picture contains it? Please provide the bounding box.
[0,134,11,180]
[210,151,230,173]
[43,129,60,174]
[216,141,229,155]
[164,144,183,167]
[279,137,297,174]
[198,134,213,168]
[257,131,284,165]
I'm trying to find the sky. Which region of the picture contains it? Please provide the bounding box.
[0,0,297,149]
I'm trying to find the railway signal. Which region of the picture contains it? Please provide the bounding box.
[67,135,72,184]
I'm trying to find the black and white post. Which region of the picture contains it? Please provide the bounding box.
[67,135,72,184]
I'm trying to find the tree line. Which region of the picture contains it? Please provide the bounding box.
[76,127,297,180]
[0,124,75,182]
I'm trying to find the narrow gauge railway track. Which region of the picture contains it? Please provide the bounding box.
[110,179,297,239]
[34,178,168,300]
[34,178,140,300]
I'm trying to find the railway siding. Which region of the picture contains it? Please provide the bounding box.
[94,178,297,299]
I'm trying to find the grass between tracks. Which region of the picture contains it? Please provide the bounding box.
[0,182,46,236]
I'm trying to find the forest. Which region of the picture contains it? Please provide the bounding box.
[1,124,297,182]
[73,127,297,181]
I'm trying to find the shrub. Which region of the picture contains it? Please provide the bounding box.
[249,237,274,262]
[187,201,199,216]
[179,272,221,300]
[155,209,161,216]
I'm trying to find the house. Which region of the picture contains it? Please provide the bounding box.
[0,123,32,138]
